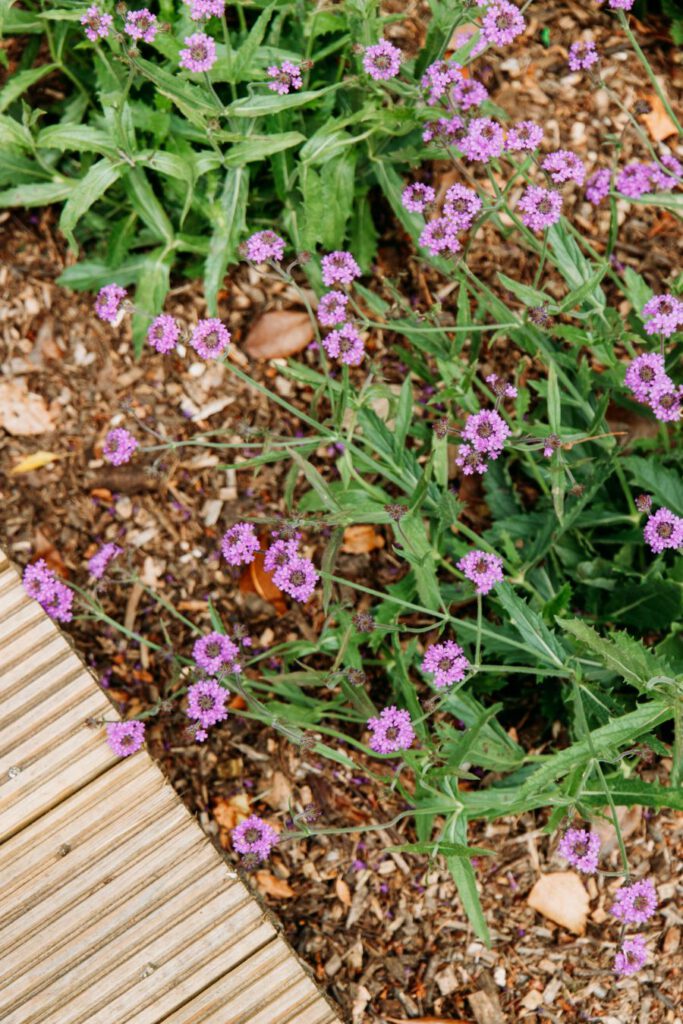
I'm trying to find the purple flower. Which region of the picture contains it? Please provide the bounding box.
[443,184,482,230]
[321,251,361,287]
[457,550,504,594]
[124,8,158,43]
[462,409,510,457]
[147,314,180,354]
[419,217,462,257]
[505,120,543,152]
[190,317,231,359]
[451,77,488,110]
[363,40,402,81]
[367,706,415,754]
[41,581,74,623]
[568,39,599,72]
[459,117,504,162]
[187,677,229,735]
[643,507,683,553]
[421,59,462,106]
[616,162,653,198]
[81,4,112,41]
[402,182,436,214]
[274,555,319,602]
[23,558,57,604]
[95,283,127,324]
[220,523,260,566]
[264,538,300,574]
[179,33,217,73]
[422,116,464,145]
[600,0,635,9]
[232,815,279,861]
[193,631,241,676]
[485,372,517,399]
[482,1,526,47]
[106,720,145,757]
[421,640,470,688]
[267,61,302,95]
[557,828,601,873]
[517,186,563,231]
[184,0,225,17]
[642,293,683,338]
[624,352,666,402]
[648,377,682,422]
[611,878,658,924]
[542,150,586,187]
[543,434,561,458]
[244,229,285,263]
[88,543,122,580]
[318,290,349,326]
[585,168,611,205]
[614,935,648,976]
[102,428,138,466]
[455,444,489,476]
[322,323,365,365]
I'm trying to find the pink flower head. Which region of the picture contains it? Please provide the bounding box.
[88,543,122,580]
[106,720,145,757]
[648,377,682,422]
[244,229,285,263]
[321,250,361,287]
[41,580,74,623]
[611,878,658,924]
[186,677,229,734]
[542,150,586,187]
[367,706,415,754]
[568,39,599,72]
[232,815,279,861]
[455,443,489,476]
[190,317,230,359]
[643,507,683,554]
[517,186,563,230]
[421,640,470,688]
[422,116,464,145]
[586,168,611,205]
[557,828,601,873]
[274,555,319,602]
[485,372,517,399]
[601,0,635,9]
[624,352,666,402]
[443,184,482,230]
[616,162,653,198]
[451,77,488,110]
[95,283,127,324]
[317,290,349,327]
[147,314,180,354]
[363,40,402,81]
[459,117,504,162]
[81,4,112,41]
[184,0,225,17]
[103,428,138,466]
[543,434,561,458]
[125,8,158,43]
[23,559,57,604]
[179,33,217,73]
[263,538,300,574]
[419,217,461,258]
[505,120,543,152]
[482,1,526,47]
[220,523,260,566]
[322,323,365,365]
[462,409,510,456]
[614,935,648,977]
[193,631,241,676]
[421,59,462,105]
[642,293,683,338]
[457,550,504,594]
[658,150,683,180]
[402,182,436,214]
[267,61,302,95]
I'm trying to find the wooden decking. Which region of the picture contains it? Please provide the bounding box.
[0,550,340,1024]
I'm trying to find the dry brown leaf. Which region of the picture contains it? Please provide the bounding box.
[255,871,296,899]
[245,310,314,360]
[0,379,56,436]
[239,550,288,615]
[11,450,64,475]
[527,871,589,935]
[213,793,250,832]
[33,528,67,576]
[663,926,681,955]
[335,876,352,907]
[261,770,292,811]
[341,524,385,554]
[642,93,678,141]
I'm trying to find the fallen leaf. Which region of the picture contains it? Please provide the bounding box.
[255,871,296,898]
[527,871,589,935]
[245,310,314,360]
[0,379,55,436]
[261,769,292,811]
[642,92,678,141]
[239,549,288,615]
[341,524,385,554]
[663,926,680,955]
[335,876,352,907]
[213,793,250,832]
[11,450,64,475]
[33,528,66,576]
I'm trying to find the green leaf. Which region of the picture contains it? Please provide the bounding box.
[0,63,58,113]
[122,166,174,245]
[581,776,683,811]
[603,581,682,631]
[443,810,491,945]
[497,271,550,308]
[37,123,116,155]
[395,512,441,612]
[232,1,276,81]
[495,583,566,669]
[204,166,248,316]
[386,841,495,858]
[226,86,337,117]
[59,159,121,249]
[0,113,31,148]
[287,446,342,512]
[224,131,304,166]
[622,456,683,517]
[321,527,345,615]
[131,248,172,357]
[558,264,609,313]
[135,56,219,126]
[559,618,675,691]
[0,179,74,207]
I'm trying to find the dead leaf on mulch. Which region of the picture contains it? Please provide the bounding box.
[641,92,678,141]
[239,550,288,615]
[255,871,296,899]
[33,528,67,576]
[527,871,589,935]
[213,793,250,834]
[0,379,55,436]
[341,524,385,554]
[335,876,352,907]
[11,450,64,474]
[245,310,314,360]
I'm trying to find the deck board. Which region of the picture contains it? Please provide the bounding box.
[0,552,340,1024]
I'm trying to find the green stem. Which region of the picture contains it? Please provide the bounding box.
[475,593,482,669]
[673,698,683,790]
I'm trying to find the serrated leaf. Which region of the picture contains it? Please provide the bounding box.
[59,158,121,249]
[386,841,495,858]
[0,180,74,207]
[497,271,550,308]
[559,618,675,690]
[232,1,276,80]
[443,808,491,946]
[204,166,248,315]
[226,86,337,117]
[37,123,116,155]
[224,131,304,166]
[131,248,172,357]
[122,166,174,245]
[622,456,683,517]
[0,63,58,113]
[495,583,566,669]
[0,113,31,148]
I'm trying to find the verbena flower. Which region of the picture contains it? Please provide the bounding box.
[624,352,666,402]
[422,116,464,145]
[41,581,74,623]
[232,815,279,861]
[322,323,365,365]
[443,184,482,229]
[543,434,561,458]
[486,372,517,398]
[419,217,461,257]
[421,59,462,105]
[321,251,361,287]
[517,186,563,230]
[611,878,658,924]
[106,720,145,757]
[367,706,415,753]
[616,163,653,198]
[190,317,231,359]
[643,507,683,553]
[318,291,350,327]
[585,168,611,205]
[267,61,303,95]
[186,678,229,736]
[455,443,489,475]
[648,377,682,422]
[459,117,505,162]
[568,39,599,71]
[363,40,402,80]
[184,0,225,17]
[451,77,488,110]
[274,555,319,602]
[505,120,543,152]
[23,559,57,604]
[102,428,138,466]
[402,182,436,214]
[481,1,526,47]
[244,229,285,263]
[614,935,648,976]
[557,828,601,873]
[81,4,112,41]
[542,150,586,187]
[599,0,635,10]
[462,409,510,457]
[263,538,301,574]
[124,8,158,43]
[88,543,122,580]
[642,294,683,338]
[179,33,217,73]
[193,631,241,676]
[95,284,127,324]
[421,640,470,688]
[220,523,260,566]
[147,314,180,354]
[457,550,504,594]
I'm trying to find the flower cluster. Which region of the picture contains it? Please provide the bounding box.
[643,506,683,554]
[23,559,74,623]
[505,121,543,152]
[557,828,601,874]
[363,40,402,81]
[568,39,599,72]
[263,534,319,602]
[193,631,241,676]
[88,543,122,580]
[190,318,231,359]
[402,182,436,214]
[321,250,361,288]
[232,815,279,861]
[80,4,112,41]
[367,706,415,753]
[106,720,146,757]
[421,59,462,105]
[184,0,225,18]
[95,284,127,324]
[542,150,586,187]
[317,290,349,327]
[244,229,286,263]
[179,33,217,74]
[481,1,526,47]
[642,293,683,339]
[459,117,505,163]
[102,427,138,466]
[267,61,303,95]
[457,550,504,595]
[517,186,563,231]
[316,251,366,364]
[421,640,470,688]
[459,409,511,472]
[186,678,229,741]
[611,878,658,925]
[221,523,261,567]
[585,168,611,205]
[486,372,517,400]
[125,9,158,43]
[147,314,180,354]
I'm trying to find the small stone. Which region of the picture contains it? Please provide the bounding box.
[7,766,21,779]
